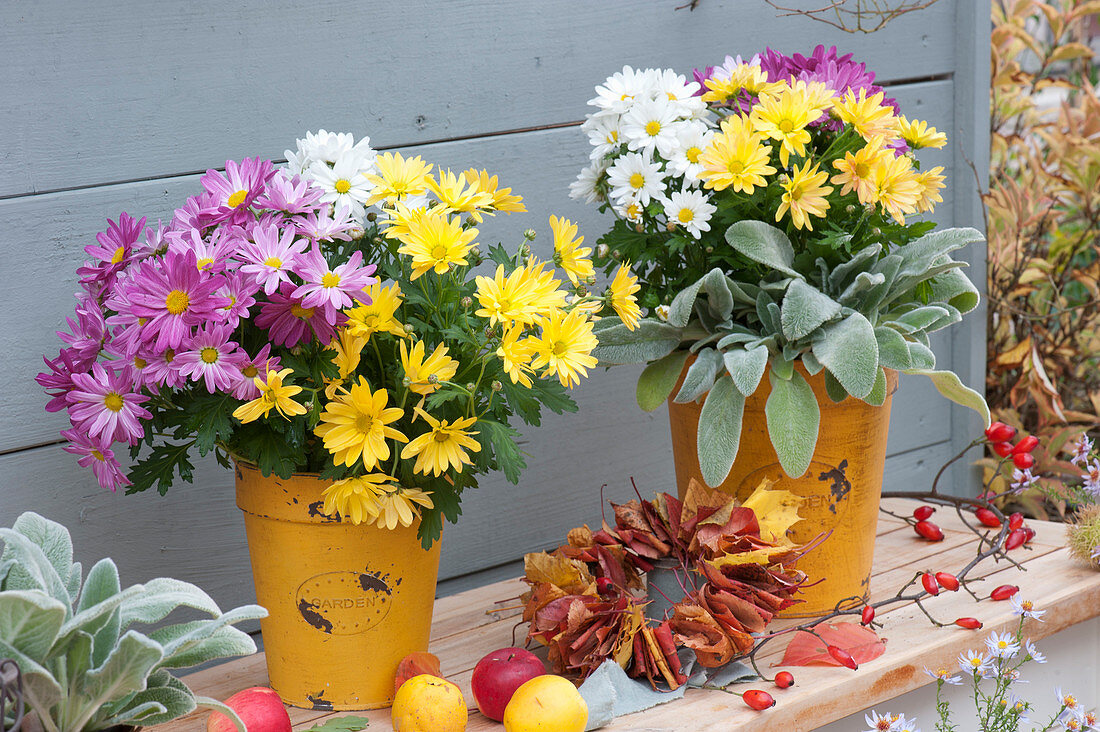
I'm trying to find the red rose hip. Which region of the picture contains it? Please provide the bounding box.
[985,422,1017,443]
[991,584,1019,601]
[861,606,875,626]
[1012,435,1039,454]
[827,645,859,670]
[975,508,1001,528]
[921,572,940,596]
[915,520,944,541]
[913,505,935,521]
[1013,452,1035,470]
[955,617,983,630]
[743,689,775,710]
[935,572,960,591]
[774,671,794,689]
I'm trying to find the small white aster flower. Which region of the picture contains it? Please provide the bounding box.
[863,710,900,732]
[958,649,992,676]
[589,66,658,115]
[892,714,920,732]
[1082,458,1100,496]
[1010,467,1039,492]
[1024,638,1046,663]
[569,160,607,205]
[660,188,717,239]
[606,152,666,206]
[985,630,1021,659]
[1056,687,1081,711]
[1091,544,1100,562]
[1069,434,1093,467]
[1011,596,1047,621]
[923,666,962,685]
[621,96,684,158]
[666,120,715,180]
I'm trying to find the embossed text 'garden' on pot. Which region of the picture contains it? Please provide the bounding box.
[235,461,442,710]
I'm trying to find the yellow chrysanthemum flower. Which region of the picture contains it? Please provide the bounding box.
[776,161,834,231]
[871,154,922,224]
[401,409,482,476]
[232,367,307,423]
[550,215,594,286]
[373,485,435,530]
[701,63,782,104]
[380,202,429,245]
[834,89,898,141]
[831,136,891,205]
[897,116,947,150]
[697,114,777,193]
[344,282,407,340]
[426,168,494,216]
[475,261,567,327]
[397,212,478,279]
[750,83,822,167]
[462,169,526,218]
[365,152,433,206]
[914,166,946,213]
[496,325,535,388]
[528,308,599,389]
[321,473,390,525]
[400,340,459,396]
[314,377,408,469]
[608,264,641,331]
[522,260,570,318]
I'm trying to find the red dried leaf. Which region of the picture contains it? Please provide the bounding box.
[778,622,886,667]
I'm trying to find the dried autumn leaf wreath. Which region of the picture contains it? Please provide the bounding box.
[521,479,814,689]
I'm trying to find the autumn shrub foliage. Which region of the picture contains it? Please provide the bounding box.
[986,0,1100,491]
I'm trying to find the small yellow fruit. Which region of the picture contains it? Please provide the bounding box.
[391,674,467,732]
[502,674,588,732]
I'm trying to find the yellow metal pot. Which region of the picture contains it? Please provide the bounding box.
[235,461,442,710]
[667,363,898,618]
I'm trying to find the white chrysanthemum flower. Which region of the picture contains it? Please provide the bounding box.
[621,97,683,158]
[985,630,1020,659]
[666,120,714,180]
[606,152,665,206]
[569,160,607,204]
[589,66,658,114]
[583,114,625,161]
[287,130,375,178]
[652,68,706,118]
[661,188,716,239]
[307,153,374,223]
[614,199,645,224]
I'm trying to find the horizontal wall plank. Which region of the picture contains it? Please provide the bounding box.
[1,0,958,196]
[5,79,958,452]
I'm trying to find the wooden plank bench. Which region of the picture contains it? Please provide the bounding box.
[158,499,1100,731]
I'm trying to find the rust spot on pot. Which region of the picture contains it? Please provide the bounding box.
[235,464,243,480]
[298,599,334,634]
[819,459,851,514]
[358,569,401,594]
[306,691,333,711]
[307,500,341,523]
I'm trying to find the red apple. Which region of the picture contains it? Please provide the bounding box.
[207,686,291,732]
[471,647,546,722]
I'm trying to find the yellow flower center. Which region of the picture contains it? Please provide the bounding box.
[626,203,641,218]
[196,257,214,270]
[322,272,341,288]
[1021,600,1034,611]
[91,449,106,461]
[1066,696,1077,707]
[164,349,175,363]
[291,304,314,320]
[201,347,219,364]
[433,430,451,443]
[355,414,375,433]
[854,162,870,178]
[778,119,795,134]
[727,160,745,175]
[165,290,190,314]
[606,131,619,144]
[243,365,258,378]
[227,189,249,208]
[111,246,126,264]
[431,245,448,260]
[677,208,695,223]
[552,340,568,356]
[334,179,352,194]
[264,256,282,268]
[133,357,147,369]
[790,185,804,202]
[686,146,702,163]
[645,120,662,136]
[104,393,124,412]
[629,173,646,189]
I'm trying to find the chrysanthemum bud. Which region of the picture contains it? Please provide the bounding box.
[460,296,472,308]
[597,244,610,258]
[366,211,377,222]
[523,228,537,241]
[586,275,597,285]
[491,380,502,392]
[427,374,439,384]
[705,246,714,253]
[635,224,644,233]
[465,382,476,392]
[575,284,588,297]
[871,227,882,237]
[518,244,531,257]
[666,222,677,232]
[401,376,412,387]
[845,204,857,214]
[484,326,494,338]
[612,249,622,259]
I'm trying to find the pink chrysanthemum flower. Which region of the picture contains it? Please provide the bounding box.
[36,349,89,413]
[61,428,131,492]
[292,244,376,318]
[66,363,151,445]
[255,281,339,348]
[171,192,221,232]
[77,213,146,293]
[255,170,323,214]
[126,249,228,352]
[295,206,358,243]
[238,223,308,295]
[216,271,258,328]
[57,295,109,364]
[200,157,276,223]
[176,323,246,393]
[144,347,186,389]
[165,227,242,274]
[103,282,151,358]
[231,344,281,400]
[136,221,169,257]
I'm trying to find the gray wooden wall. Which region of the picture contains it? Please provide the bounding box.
[1,1,989,610]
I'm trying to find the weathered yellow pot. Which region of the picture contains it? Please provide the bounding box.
[667,363,898,618]
[235,461,442,710]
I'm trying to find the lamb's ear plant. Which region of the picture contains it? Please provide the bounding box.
[0,511,265,732]
[593,222,990,485]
